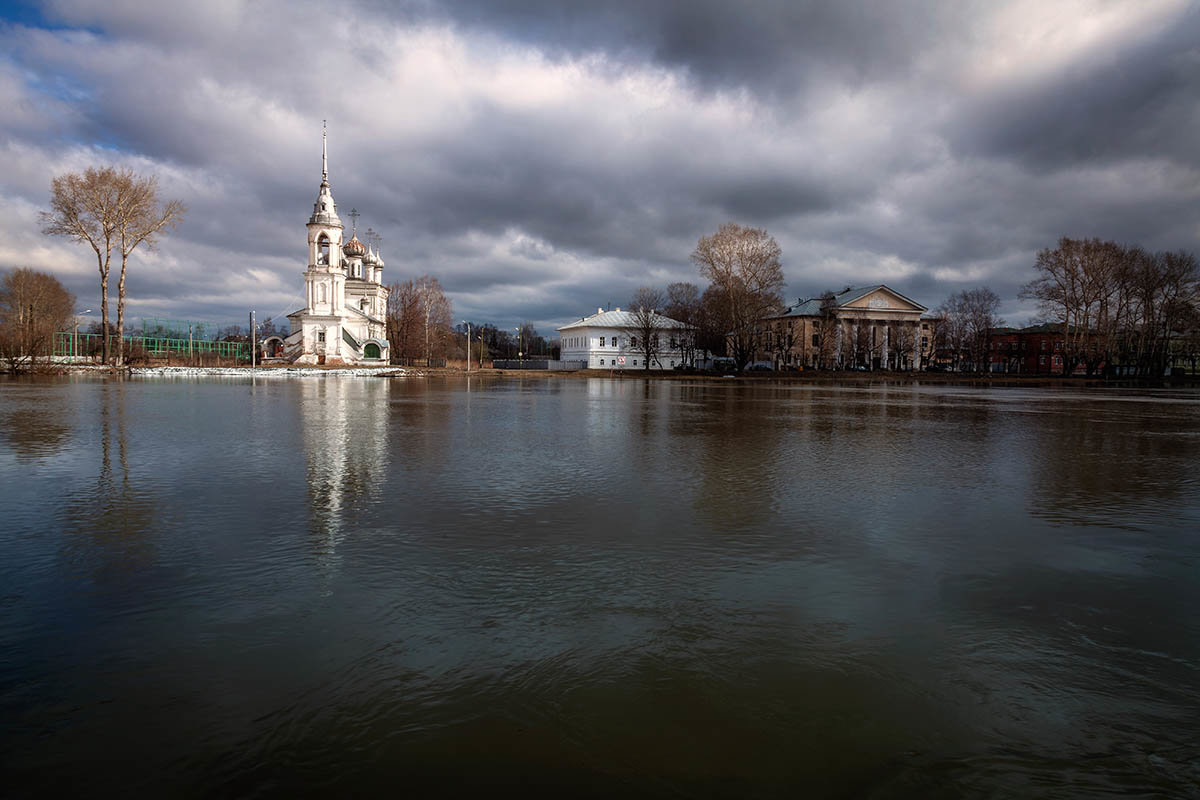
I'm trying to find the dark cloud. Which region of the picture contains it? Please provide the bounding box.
[389,0,963,96]
[949,8,1200,169]
[2,0,1198,333]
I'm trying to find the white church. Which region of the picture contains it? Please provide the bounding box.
[269,127,390,365]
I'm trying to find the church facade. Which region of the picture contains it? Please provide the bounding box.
[282,128,390,365]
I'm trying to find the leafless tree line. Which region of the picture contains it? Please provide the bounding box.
[1020,237,1200,376]
[932,287,1004,372]
[386,276,455,363]
[0,269,74,372]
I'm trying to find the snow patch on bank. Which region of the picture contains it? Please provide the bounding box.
[126,366,419,378]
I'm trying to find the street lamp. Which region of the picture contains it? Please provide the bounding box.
[73,309,92,359]
[515,326,522,362]
[462,320,470,373]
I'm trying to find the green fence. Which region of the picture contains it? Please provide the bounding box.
[54,332,251,360]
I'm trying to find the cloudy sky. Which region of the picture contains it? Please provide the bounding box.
[2,0,1198,333]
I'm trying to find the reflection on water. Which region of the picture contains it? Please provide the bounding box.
[1,376,1199,797]
[59,383,158,576]
[0,381,73,461]
[301,378,390,565]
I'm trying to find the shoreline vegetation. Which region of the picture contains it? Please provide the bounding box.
[16,363,1200,387]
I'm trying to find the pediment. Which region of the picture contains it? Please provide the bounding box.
[840,286,926,313]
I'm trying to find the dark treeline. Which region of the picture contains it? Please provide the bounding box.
[1019,237,1200,376]
[455,321,556,362]
[0,268,74,372]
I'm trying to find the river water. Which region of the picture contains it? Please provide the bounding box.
[2,375,1199,797]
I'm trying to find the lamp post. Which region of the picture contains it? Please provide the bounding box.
[462,320,470,373]
[515,326,522,363]
[479,333,484,370]
[73,309,92,360]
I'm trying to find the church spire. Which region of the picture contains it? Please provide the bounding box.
[321,119,328,186]
[309,121,342,228]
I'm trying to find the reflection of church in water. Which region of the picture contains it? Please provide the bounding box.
[301,378,391,555]
[265,125,391,365]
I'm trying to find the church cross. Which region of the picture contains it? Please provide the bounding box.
[349,208,360,236]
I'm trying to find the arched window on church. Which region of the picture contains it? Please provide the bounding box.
[318,234,330,265]
[361,299,369,313]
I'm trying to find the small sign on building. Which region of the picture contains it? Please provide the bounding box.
[617,356,626,365]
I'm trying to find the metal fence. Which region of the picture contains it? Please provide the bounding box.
[492,359,586,370]
[391,357,447,367]
[54,331,251,360]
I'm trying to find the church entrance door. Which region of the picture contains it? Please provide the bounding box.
[364,343,381,360]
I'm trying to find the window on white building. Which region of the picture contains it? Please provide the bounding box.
[317,331,326,343]
[600,337,605,347]
[599,358,605,365]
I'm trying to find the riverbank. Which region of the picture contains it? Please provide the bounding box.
[30,363,1199,388]
[41,364,422,378]
[426,366,1200,388]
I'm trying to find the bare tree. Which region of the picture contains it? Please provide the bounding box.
[42,167,183,365]
[0,268,74,372]
[417,276,453,363]
[386,279,420,360]
[629,286,666,369]
[813,291,838,368]
[765,317,793,369]
[697,284,729,362]
[664,281,702,367]
[691,222,785,372]
[887,321,916,370]
[1021,237,1120,375]
[920,312,944,369]
[939,288,1002,372]
[41,168,120,363]
[113,173,185,365]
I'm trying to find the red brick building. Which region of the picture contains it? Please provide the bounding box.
[987,323,1088,374]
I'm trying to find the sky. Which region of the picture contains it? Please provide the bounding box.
[1,0,1198,334]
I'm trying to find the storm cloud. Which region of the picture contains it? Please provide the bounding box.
[1,0,1197,332]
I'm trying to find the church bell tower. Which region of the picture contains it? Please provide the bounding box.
[305,121,345,316]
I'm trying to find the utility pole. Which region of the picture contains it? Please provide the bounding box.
[250,311,256,368]
[73,308,91,359]
[462,320,471,373]
[189,324,194,366]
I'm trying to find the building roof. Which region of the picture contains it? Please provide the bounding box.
[770,285,928,318]
[557,308,690,332]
